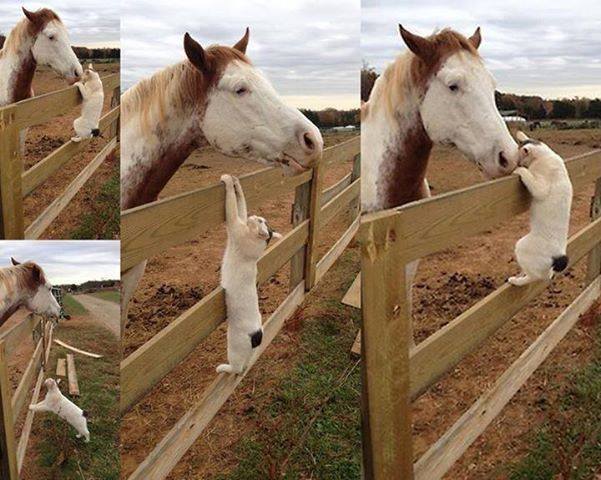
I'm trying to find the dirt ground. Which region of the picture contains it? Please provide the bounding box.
[21,63,120,239]
[121,127,601,479]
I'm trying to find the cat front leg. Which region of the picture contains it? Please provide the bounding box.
[29,400,51,413]
[232,176,248,221]
[514,167,550,199]
[221,174,240,226]
[508,274,536,286]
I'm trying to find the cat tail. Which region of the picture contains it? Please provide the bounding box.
[552,255,569,272]
[91,128,101,137]
[250,330,263,349]
[82,410,89,419]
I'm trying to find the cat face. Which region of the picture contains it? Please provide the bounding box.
[82,64,100,83]
[247,215,282,246]
[516,131,553,167]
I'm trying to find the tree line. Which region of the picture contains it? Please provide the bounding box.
[300,108,360,129]
[0,35,120,59]
[362,65,601,120]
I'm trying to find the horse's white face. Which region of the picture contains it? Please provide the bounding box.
[31,20,82,83]
[27,281,60,317]
[419,52,518,178]
[202,60,323,175]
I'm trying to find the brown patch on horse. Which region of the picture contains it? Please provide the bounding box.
[0,262,46,325]
[378,114,433,209]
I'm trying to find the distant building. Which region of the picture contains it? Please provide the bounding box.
[330,125,358,132]
[503,115,527,124]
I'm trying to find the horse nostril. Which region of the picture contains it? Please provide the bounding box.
[303,132,315,151]
[499,151,509,169]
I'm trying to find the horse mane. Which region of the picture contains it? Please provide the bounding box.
[367,28,481,119]
[122,45,250,134]
[0,8,61,57]
[0,262,46,294]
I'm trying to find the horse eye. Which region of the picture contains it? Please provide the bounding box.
[449,84,459,92]
[48,35,55,41]
[235,87,248,96]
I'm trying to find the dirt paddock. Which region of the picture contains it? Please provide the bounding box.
[121,127,600,479]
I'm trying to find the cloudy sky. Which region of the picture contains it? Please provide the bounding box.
[0,1,120,48]
[363,0,601,99]
[0,241,120,285]
[122,0,360,109]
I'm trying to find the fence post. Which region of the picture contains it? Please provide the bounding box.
[360,219,414,479]
[0,106,24,239]
[586,178,601,284]
[304,164,325,290]
[110,85,120,141]
[348,153,361,222]
[0,341,18,479]
[290,180,311,290]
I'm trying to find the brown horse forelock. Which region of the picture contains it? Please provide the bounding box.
[378,29,480,209]
[0,262,46,297]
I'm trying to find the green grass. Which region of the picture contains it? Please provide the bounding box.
[62,294,87,316]
[71,167,119,239]
[88,290,120,304]
[509,312,601,480]
[216,252,362,480]
[32,317,119,479]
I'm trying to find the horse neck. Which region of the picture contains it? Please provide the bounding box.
[0,33,36,105]
[121,86,204,209]
[362,100,432,212]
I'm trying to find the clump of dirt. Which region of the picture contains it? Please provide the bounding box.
[126,284,204,355]
[414,272,497,341]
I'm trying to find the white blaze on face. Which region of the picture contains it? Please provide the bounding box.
[202,61,323,174]
[419,52,519,178]
[31,20,82,83]
[27,282,60,317]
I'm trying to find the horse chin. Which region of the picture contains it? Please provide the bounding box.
[65,76,79,85]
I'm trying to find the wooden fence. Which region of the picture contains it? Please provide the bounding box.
[0,73,120,239]
[0,314,54,479]
[360,149,601,479]
[120,135,361,479]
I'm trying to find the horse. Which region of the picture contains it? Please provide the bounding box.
[120,29,324,334]
[361,26,520,344]
[0,7,82,106]
[0,258,60,327]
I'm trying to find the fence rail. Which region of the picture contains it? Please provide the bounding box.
[120,135,360,479]
[0,314,53,479]
[0,73,120,239]
[360,150,601,479]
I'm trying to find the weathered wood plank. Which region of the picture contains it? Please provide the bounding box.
[586,178,601,283]
[120,220,309,413]
[304,162,325,290]
[360,219,414,479]
[351,330,361,357]
[0,108,24,239]
[66,354,79,397]
[289,181,311,290]
[414,276,601,480]
[0,314,41,358]
[5,74,119,130]
[319,177,360,229]
[128,283,305,480]
[362,150,601,263]
[11,338,43,423]
[315,215,359,284]
[342,273,361,309]
[56,358,66,377]
[0,341,18,479]
[410,216,601,400]
[54,339,103,359]
[323,135,360,166]
[25,137,117,239]
[16,367,43,473]
[321,172,352,205]
[21,106,120,196]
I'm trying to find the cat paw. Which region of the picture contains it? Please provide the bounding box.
[507,276,521,285]
[513,167,528,177]
[71,136,82,143]
[216,364,233,374]
[220,174,234,186]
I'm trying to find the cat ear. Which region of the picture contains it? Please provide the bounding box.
[516,131,529,143]
[272,232,283,240]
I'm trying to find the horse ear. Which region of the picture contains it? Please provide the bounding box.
[10,257,20,266]
[399,25,434,61]
[184,33,209,74]
[233,27,250,54]
[469,27,482,50]
[22,7,38,24]
[30,264,42,283]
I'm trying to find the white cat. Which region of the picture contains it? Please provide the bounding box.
[217,174,282,375]
[29,378,90,442]
[71,64,104,142]
[508,131,573,286]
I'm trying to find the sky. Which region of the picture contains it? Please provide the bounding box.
[362,0,601,99]
[0,241,120,285]
[122,0,360,109]
[0,1,120,48]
